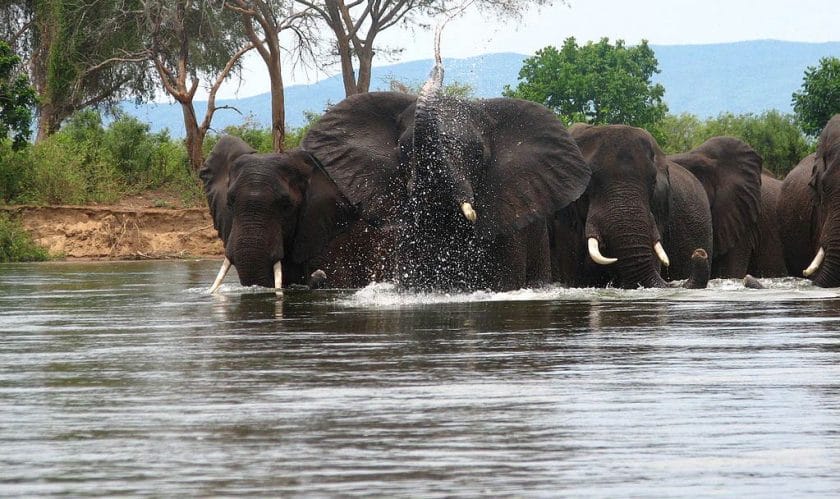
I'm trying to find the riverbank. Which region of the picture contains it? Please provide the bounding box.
[1,193,222,260]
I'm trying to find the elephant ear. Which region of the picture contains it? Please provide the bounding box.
[474,98,591,239]
[301,92,416,222]
[670,137,762,256]
[289,151,355,264]
[199,136,257,243]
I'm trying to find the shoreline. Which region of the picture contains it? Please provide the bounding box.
[2,204,224,261]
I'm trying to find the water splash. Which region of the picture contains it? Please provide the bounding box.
[337,278,840,308]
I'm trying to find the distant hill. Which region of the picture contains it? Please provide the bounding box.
[125,40,840,136]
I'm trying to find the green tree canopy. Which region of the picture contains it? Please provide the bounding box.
[503,37,667,129]
[792,56,840,137]
[0,40,37,150]
[658,110,812,178]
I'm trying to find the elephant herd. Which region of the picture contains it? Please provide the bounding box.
[200,65,840,294]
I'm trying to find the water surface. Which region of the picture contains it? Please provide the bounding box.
[1,260,840,496]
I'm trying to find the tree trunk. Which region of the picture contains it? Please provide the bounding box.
[355,46,373,94]
[336,36,358,96]
[266,50,286,151]
[35,102,61,142]
[181,101,204,172]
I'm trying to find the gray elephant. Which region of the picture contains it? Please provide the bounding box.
[552,124,712,289]
[669,136,786,278]
[779,114,840,286]
[302,67,591,291]
[200,136,394,292]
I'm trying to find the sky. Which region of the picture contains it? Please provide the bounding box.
[210,0,840,100]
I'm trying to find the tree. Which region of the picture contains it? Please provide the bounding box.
[224,0,320,151]
[503,37,667,129]
[141,0,254,171]
[658,111,812,178]
[792,56,840,137]
[299,0,555,97]
[0,40,37,150]
[3,0,157,141]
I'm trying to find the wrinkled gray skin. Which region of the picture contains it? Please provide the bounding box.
[669,137,787,278]
[303,70,591,291]
[552,124,712,289]
[779,114,840,287]
[200,136,393,290]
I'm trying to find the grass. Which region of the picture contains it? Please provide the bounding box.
[0,212,50,262]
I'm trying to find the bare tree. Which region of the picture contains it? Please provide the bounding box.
[223,0,320,151]
[295,0,434,96]
[142,0,254,171]
[296,0,557,97]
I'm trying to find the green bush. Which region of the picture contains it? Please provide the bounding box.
[657,111,814,178]
[0,108,203,206]
[0,212,49,262]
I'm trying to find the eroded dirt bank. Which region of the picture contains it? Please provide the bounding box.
[2,204,223,260]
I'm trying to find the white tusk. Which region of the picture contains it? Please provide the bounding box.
[461,202,477,223]
[208,258,232,294]
[654,241,670,267]
[273,261,284,295]
[803,247,826,277]
[588,237,617,265]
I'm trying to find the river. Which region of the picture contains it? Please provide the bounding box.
[1,260,839,496]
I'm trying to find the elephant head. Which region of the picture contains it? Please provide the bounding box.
[303,82,591,290]
[561,124,712,289]
[668,136,763,278]
[798,114,840,286]
[200,136,354,292]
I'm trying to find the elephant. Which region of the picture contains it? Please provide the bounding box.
[200,136,394,292]
[779,114,840,287]
[551,124,712,289]
[668,136,786,278]
[749,170,788,277]
[302,65,591,291]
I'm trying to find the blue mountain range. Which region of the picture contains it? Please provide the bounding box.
[125,40,840,137]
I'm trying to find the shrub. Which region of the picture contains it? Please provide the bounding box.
[0,212,49,262]
[657,111,813,178]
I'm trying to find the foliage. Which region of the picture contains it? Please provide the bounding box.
[792,57,840,137]
[658,111,814,178]
[141,0,253,170]
[0,212,49,262]
[0,40,37,150]
[204,112,321,157]
[0,109,201,205]
[388,78,475,98]
[24,0,156,139]
[503,37,668,130]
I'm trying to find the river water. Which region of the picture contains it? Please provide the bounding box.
[1,259,840,496]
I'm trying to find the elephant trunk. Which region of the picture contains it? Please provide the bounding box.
[586,201,668,289]
[228,219,283,289]
[808,213,840,287]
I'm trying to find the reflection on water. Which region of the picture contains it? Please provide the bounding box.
[1,260,840,496]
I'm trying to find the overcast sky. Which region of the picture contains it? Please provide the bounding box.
[213,0,840,99]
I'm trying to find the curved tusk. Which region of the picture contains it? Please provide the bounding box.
[588,237,617,265]
[208,258,232,294]
[273,261,284,295]
[654,241,670,267]
[803,247,826,277]
[461,202,477,223]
